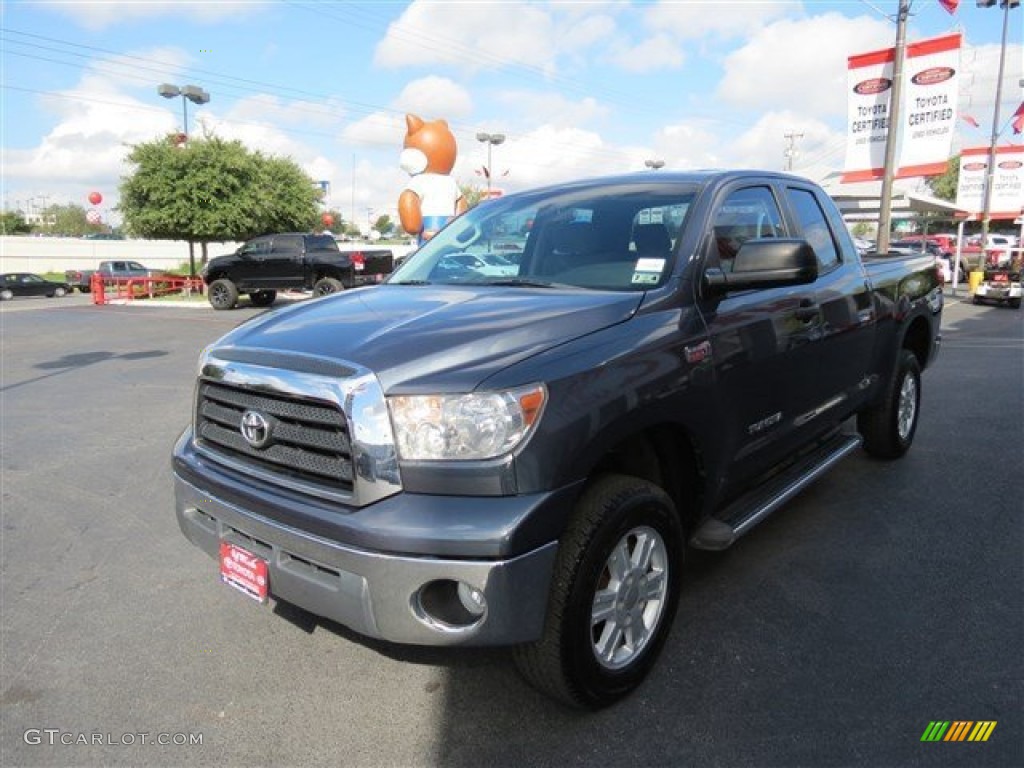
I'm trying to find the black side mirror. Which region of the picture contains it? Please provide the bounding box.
[704,238,818,293]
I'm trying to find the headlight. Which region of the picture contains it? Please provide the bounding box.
[388,385,546,461]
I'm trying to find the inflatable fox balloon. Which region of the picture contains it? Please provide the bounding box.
[399,114,466,243]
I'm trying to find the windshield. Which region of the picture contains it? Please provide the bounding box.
[389,182,697,291]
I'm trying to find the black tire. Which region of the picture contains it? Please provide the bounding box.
[53,287,67,298]
[1009,298,1021,309]
[0,289,13,301]
[249,289,277,307]
[313,277,344,297]
[207,278,239,310]
[513,474,683,709]
[858,349,921,459]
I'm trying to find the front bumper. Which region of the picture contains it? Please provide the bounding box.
[173,431,568,646]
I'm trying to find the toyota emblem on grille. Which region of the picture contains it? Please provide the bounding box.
[240,410,273,449]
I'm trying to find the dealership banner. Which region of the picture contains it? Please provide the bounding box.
[842,34,961,183]
[842,47,893,183]
[955,146,1024,219]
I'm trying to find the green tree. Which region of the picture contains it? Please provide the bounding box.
[32,203,96,236]
[372,214,392,236]
[0,211,31,235]
[459,182,486,210]
[925,155,959,202]
[119,134,321,273]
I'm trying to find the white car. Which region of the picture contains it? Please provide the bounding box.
[438,252,519,278]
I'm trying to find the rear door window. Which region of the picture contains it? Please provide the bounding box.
[786,187,840,270]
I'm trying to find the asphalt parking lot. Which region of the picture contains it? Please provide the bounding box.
[1,290,1021,767]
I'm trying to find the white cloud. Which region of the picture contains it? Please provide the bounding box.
[226,94,347,129]
[644,0,795,40]
[374,0,558,73]
[393,77,473,119]
[42,0,266,30]
[342,112,407,150]
[727,111,842,172]
[372,0,619,76]
[717,13,894,119]
[611,34,685,73]
[452,125,635,193]
[652,121,724,169]
[493,91,609,129]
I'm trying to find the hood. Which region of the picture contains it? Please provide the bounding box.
[214,285,642,392]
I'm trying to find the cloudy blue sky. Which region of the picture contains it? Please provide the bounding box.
[1,0,1021,226]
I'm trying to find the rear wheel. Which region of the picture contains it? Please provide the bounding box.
[858,349,921,459]
[208,279,239,310]
[249,289,277,307]
[1009,298,1021,309]
[53,287,67,298]
[0,289,13,301]
[513,474,683,709]
[313,277,344,297]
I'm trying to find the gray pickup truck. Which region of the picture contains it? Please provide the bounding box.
[65,260,165,293]
[173,171,942,708]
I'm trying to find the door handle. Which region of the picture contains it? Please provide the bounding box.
[795,299,819,322]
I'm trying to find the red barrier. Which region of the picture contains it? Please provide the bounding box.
[91,275,205,305]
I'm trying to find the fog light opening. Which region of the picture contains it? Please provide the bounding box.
[414,579,488,631]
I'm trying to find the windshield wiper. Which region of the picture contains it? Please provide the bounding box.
[390,279,431,285]
[480,278,567,288]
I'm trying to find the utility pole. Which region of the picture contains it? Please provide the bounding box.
[783,131,804,171]
[876,0,910,255]
[977,0,1018,265]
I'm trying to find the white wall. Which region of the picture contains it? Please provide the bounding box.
[0,237,243,274]
[0,236,416,274]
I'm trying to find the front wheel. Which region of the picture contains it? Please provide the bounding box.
[858,349,921,459]
[249,289,277,307]
[53,287,67,298]
[513,474,683,709]
[313,277,344,297]
[0,289,13,301]
[207,279,239,310]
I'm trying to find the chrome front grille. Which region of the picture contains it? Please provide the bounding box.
[196,381,354,493]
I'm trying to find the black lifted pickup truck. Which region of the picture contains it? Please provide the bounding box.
[202,233,394,309]
[173,171,942,708]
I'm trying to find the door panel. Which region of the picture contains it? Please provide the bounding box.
[697,184,827,491]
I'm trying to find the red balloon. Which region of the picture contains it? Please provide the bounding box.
[322,213,334,227]
[88,191,102,205]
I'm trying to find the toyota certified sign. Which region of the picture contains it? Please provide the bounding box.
[911,67,955,86]
[853,78,891,95]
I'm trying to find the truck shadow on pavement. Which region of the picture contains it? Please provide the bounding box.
[1,349,168,393]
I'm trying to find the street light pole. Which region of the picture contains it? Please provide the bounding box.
[157,83,211,138]
[157,83,211,281]
[476,132,506,198]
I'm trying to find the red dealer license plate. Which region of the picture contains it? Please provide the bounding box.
[219,541,269,603]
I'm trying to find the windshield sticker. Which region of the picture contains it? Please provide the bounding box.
[635,258,665,273]
[631,272,660,285]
